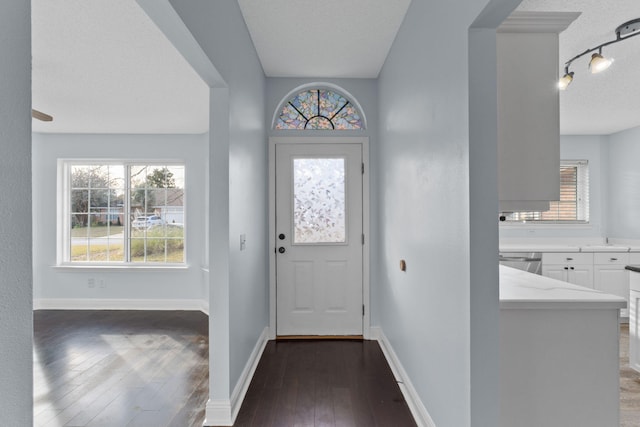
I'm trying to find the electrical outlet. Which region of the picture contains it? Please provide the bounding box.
[87,278,95,288]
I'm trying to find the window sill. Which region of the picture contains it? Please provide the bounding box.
[499,222,593,230]
[54,264,189,272]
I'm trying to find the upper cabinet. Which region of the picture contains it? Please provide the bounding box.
[497,12,580,213]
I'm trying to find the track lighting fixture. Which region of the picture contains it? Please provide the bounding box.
[558,17,640,90]
[558,67,574,90]
[588,49,613,74]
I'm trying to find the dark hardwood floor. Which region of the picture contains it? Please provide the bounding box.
[34,310,416,427]
[33,310,640,426]
[219,339,417,427]
[33,310,208,427]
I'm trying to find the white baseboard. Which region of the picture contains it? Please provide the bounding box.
[230,327,269,421]
[33,298,208,314]
[370,326,436,427]
[203,399,233,426]
[204,327,269,426]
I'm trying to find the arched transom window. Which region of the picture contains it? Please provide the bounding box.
[276,89,363,130]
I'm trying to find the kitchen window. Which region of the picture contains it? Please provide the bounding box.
[62,162,185,265]
[502,160,589,223]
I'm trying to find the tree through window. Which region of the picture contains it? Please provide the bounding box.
[276,89,363,130]
[65,162,185,264]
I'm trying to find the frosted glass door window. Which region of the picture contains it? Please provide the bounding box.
[293,158,346,243]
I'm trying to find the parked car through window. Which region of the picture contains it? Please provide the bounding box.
[132,215,164,229]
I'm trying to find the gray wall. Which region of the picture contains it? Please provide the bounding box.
[266,77,380,323]
[376,0,511,425]
[0,0,33,424]
[169,0,269,399]
[607,126,640,239]
[31,132,209,306]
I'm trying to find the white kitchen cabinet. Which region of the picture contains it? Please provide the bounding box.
[542,252,594,289]
[630,285,640,372]
[496,13,578,213]
[594,252,630,317]
[630,252,640,264]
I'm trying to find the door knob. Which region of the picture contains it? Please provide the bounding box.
[278,247,286,254]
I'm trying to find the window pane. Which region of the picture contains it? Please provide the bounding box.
[130,237,146,262]
[89,165,109,188]
[306,116,333,130]
[90,189,109,208]
[318,90,347,119]
[70,189,89,215]
[290,90,316,119]
[293,158,346,243]
[333,103,362,130]
[70,215,89,262]
[503,161,588,223]
[166,225,185,263]
[66,162,184,265]
[276,89,363,130]
[276,104,305,129]
[128,165,185,263]
[69,164,127,263]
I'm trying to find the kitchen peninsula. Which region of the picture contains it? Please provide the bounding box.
[500,265,626,427]
[626,265,640,373]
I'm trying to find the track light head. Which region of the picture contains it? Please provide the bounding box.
[588,52,613,74]
[558,71,574,90]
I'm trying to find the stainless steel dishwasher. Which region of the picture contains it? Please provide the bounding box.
[499,252,542,275]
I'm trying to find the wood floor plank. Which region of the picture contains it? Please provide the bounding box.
[33,310,208,427]
[225,339,417,427]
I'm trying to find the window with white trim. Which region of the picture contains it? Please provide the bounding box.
[502,160,589,223]
[63,162,185,264]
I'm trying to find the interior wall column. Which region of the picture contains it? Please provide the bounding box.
[468,0,524,424]
[0,0,33,424]
[205,86,233,425]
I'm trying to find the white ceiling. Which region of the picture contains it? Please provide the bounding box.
[517,0,640,135]
[31,0,209,134]
[31,0,640,135]
[237,0,411,78]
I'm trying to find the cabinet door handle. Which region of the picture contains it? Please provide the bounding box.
[564,267,569,270]
[566,257,573,261]
[570,267,575,270]
[610,258,618,261]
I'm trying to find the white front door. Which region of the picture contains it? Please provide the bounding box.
[275,142,363,336]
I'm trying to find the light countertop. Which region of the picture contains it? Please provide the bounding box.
[499,243,580,253]
[628,266,640,292]
[500,265,627,310]
[500,240,640,253]
[500,243,633,252]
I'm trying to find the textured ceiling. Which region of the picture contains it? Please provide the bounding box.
[237,0,411,78]
[517,0,640,135]
[31,0,640,135]
[31,0,209,134]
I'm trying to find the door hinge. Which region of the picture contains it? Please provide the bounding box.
[363,304,365,316]
[362,162,365,174]
[362,234,365,245]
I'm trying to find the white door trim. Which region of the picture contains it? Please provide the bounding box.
[269,136,370,339]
